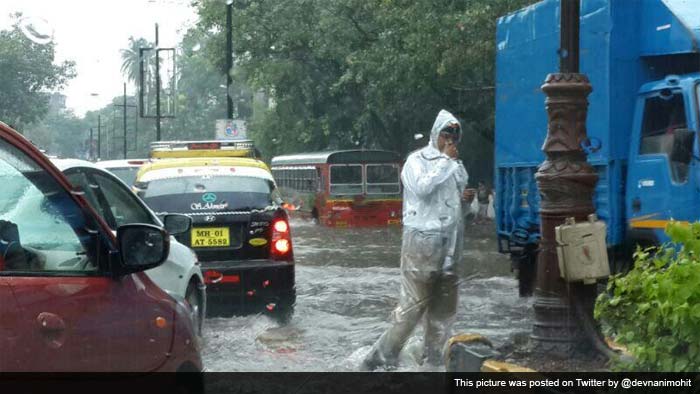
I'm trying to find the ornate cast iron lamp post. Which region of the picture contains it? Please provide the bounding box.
[531,0,599,356]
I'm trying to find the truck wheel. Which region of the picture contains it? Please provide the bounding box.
[512,245,538,297]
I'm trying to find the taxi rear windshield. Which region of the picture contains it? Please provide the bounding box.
[139,175,273,213]
[107,167,140,186]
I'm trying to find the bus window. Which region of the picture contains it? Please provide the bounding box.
[310,169,318,192]
[317,168,325,192]
[330,165,363,195]
[272,169,281,186]
[301,170,306,191]
[366,164,400,194]
[294,170,301,191]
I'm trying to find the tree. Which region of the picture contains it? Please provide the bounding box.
[159,27,228,141]
[22,94,90,158]
[120,36,160,121]
[120,36,152,85]
[0,14,76,130]
[191,0,537,182]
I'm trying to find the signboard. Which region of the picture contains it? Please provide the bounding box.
[216,119,247,140]
[140,47,176,118]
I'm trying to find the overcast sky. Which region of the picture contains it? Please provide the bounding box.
[1,0,198,117]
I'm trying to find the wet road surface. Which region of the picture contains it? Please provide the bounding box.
[202,219,533,371]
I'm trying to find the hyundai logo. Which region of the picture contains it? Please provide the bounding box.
[202,193,217,203]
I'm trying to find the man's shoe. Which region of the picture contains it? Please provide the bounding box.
[360,350,399,371]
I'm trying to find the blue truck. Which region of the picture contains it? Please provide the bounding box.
[495,0,700,292]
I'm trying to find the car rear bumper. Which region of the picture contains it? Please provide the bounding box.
[201,260,295,316]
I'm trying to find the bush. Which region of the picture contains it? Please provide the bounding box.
[594,222,700,371]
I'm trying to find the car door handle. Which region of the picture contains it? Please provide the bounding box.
[37,312,65,331]
[36,312,67,349]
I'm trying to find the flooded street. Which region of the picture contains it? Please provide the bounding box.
[202,219,533,372]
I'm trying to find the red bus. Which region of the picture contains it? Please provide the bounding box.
[271,150,403,227]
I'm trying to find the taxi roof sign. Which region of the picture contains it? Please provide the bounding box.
[150,139,261,159]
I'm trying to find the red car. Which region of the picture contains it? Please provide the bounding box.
[0,122,202,372]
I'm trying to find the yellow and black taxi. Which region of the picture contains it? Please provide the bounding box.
[134,140,295,321]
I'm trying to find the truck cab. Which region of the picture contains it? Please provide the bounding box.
[627,75,700,243]
[495,0,700,290]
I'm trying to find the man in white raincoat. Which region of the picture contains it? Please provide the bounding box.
[362,109,469,370]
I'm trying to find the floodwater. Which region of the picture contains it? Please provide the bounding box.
[202,219,533,371]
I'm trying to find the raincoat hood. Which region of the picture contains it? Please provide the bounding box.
[426,109,461,157]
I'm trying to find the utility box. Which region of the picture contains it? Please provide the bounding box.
[555,214,610,284]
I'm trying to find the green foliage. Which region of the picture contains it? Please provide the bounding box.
[19,1,540,165]
[157,27,227,142]
[192,0,536,181]
[23,104,89,158]
[0,15,76,129]
[595,222,700,371]
[120,36,152,86]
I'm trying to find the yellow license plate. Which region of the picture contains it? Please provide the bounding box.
[387,219,401,225]
[191,227,230,248]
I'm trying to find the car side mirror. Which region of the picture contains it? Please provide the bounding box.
[163,214,192,235]
[116,224,169,275]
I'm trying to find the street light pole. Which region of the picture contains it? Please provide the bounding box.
[97,114,101,160]
[89,127,94,161]
[155,23,162,141]
[531,0,599,357]
[226,0,234,120]
[123,82,128,159]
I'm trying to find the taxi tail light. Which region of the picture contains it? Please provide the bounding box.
[270,218,293,261]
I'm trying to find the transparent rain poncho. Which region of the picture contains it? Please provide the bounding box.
[401,109,469,273]
[363,110,469,369]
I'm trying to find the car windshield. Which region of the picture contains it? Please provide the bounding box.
[0,138,95,271]
[105,166,139,186]
[140,174,273,214]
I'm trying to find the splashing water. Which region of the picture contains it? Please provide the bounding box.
[201,219,532,371]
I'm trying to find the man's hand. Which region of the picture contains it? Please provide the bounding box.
[443,142,459,159]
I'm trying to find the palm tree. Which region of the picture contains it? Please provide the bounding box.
[121,36,158,115]
[120,36,152,84]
